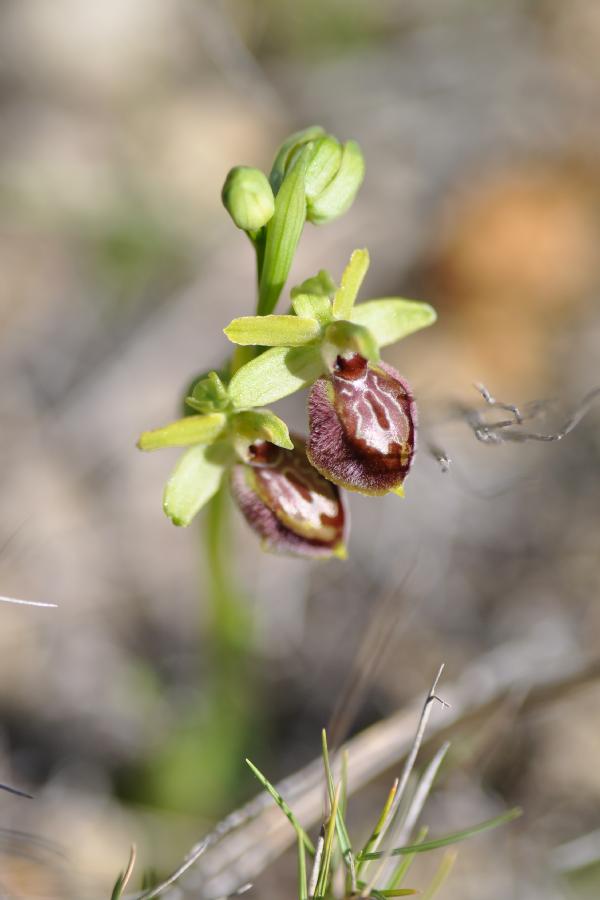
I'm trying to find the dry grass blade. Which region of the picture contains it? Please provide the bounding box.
[360,666,449,896]
[0,782,33,799]
[463,385,600,445]
[377,741,450,885]
[177,646,600,898]
[129,838,210,900]
[111,845,137,900]
[308,828,325,898]
[0,595,57,608]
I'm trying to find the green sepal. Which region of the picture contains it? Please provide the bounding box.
[137,412,227,451]
[291,293,332,326]
[228,344,324,408]
[304,136,343,200]
[229,345,259,376]
[290,269,337,299]
[224,314,320,347]
[258,146,311,316]
[184,370,230,414]
[163,443,229,527]
[232,409,294,458]
[350,298,437,347]
[269,125,325,194]
[307,139,365,225]
[332,248,369,319]
[321,320,379,372]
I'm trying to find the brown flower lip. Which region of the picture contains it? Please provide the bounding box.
[230,436,348,559]
[307,354,417,495]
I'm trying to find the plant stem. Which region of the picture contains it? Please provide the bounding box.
[205,481,248,655]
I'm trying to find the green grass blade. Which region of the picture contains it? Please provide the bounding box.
[297,832,308,900]
[358,807,522,860]
[422,850,457,899]
[369,890,417,898]
[314,783,340,898]
[246,759,315,855]
[386,827,428,890]
[357,778,399,878]
[321,730,353,876]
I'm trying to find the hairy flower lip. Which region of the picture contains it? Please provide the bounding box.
[230,436,348,559]
[307,357,417,496]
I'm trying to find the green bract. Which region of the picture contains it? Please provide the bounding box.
[258,144,311,315]
[224,248,437,405]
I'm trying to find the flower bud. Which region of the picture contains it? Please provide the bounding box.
[269,125,326,193]
[307,354,416,495]
[306,140,365,225]
[221,166,275,232]
[230,437,347,559]
[304,136,343,202]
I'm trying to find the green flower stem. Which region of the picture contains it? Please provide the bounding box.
[195,482,259,811]
[251,227,267,289]
[204,481,249,655]
[142,484,258,816]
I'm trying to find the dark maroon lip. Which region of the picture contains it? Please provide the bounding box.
[307,358,417,495]
[230,435,348,558]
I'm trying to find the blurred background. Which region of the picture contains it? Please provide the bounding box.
[0,0,599,897]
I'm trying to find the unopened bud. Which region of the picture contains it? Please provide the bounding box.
[304,137,343,201]
[307,140,365,225]
[221,166,275,232]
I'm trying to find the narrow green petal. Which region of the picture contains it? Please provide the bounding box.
[137,413,227,451]
[351,298,437,347]
[233,409,293,450]
[228,345,324,408]
[333,248,370,319]
[290,269,337,299]
[258,147,310,316]
[291,293,332,326]
[163,445,226,527]
[224,315,320,347]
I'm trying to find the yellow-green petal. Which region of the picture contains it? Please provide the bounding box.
[163,445,226,527]
[333,247,369,319]
[351,298,437,347]
[137,413,227,451]
[224,315,320,347]
[233,409,293,451]
[228,345,324,408]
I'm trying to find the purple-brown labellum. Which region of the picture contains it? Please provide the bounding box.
[230,436,348,559]
[307,354,417,495]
